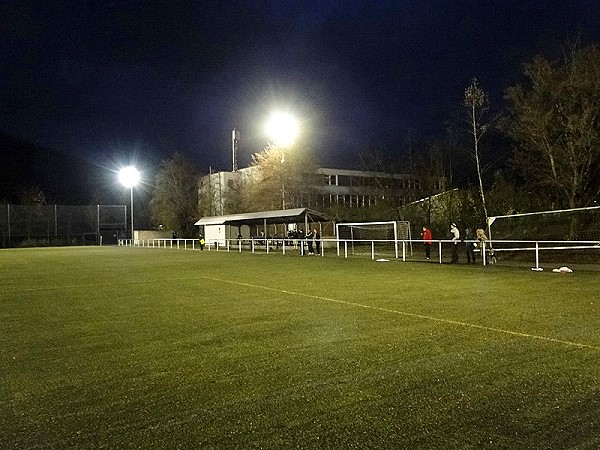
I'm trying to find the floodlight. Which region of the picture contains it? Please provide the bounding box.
[118,166,140,188]
[265,112,299,147]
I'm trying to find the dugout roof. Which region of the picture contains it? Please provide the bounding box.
[194,208,330,227]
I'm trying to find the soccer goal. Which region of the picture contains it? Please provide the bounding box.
[488,206,600,241]
[335,221,411,259]
[487,206,600,270]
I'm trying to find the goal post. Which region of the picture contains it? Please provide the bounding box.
[335,221,411,259]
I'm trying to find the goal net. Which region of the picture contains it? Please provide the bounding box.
[489,206,600,242]
[336,221,411,258]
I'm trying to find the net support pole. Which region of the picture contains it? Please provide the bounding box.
[371,241,375,260]
[394,221,398,259]
[344,240,348,258]
[487,216,494,244]
[335,223,339,256]
[319,223,323,257]
[535,241,540,270]
[438,241,442,264]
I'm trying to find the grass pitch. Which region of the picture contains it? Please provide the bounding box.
[2,246,600,449]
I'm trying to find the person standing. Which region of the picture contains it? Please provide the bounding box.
[464,228,476,263]
[297,229,304,255]
[450,223,460,263]
[421,226,433,260]
[306,229,314,255]
[476,228,491,263]
[314,228,321,255]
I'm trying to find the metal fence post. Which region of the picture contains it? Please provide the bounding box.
[482,242,487,266]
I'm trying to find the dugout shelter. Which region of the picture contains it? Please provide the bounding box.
[194,208,331,246]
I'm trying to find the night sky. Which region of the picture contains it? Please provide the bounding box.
[2,0,600,174]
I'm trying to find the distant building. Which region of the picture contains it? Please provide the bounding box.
[198,170,241,216]
[308,168,446,209]
[198,167,446,216]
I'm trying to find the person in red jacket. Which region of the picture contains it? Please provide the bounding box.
[421,226,433,260]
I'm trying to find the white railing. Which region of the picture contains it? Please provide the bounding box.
[117,238,600,268]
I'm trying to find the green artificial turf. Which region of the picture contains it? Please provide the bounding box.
[1,246,599,449]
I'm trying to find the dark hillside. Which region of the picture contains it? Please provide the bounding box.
[0,134,108,204]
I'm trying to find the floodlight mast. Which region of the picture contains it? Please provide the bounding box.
[232,129,239,172]
[118,166,140,242]
[129,187,134,242]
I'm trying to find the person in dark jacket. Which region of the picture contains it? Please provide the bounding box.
[464,228,476,263]
[314,229,321,255]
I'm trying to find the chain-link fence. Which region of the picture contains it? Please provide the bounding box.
[0,204,127,248]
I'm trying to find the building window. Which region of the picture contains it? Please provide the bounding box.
[363,176,377,187]
[338,175,351,187]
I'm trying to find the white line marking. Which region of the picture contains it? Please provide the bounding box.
[10,275,599,352]
[202,276,600,352]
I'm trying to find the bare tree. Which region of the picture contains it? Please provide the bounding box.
[150,153,199,237]
[504,44,600,210]
[19,186,46,205]
[244,144,318,211]
[464,78,491,222]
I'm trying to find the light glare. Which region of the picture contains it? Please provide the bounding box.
[118,166,140,188]
[265,112,299,147]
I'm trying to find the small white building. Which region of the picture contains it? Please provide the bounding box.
[194,208,331,246]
